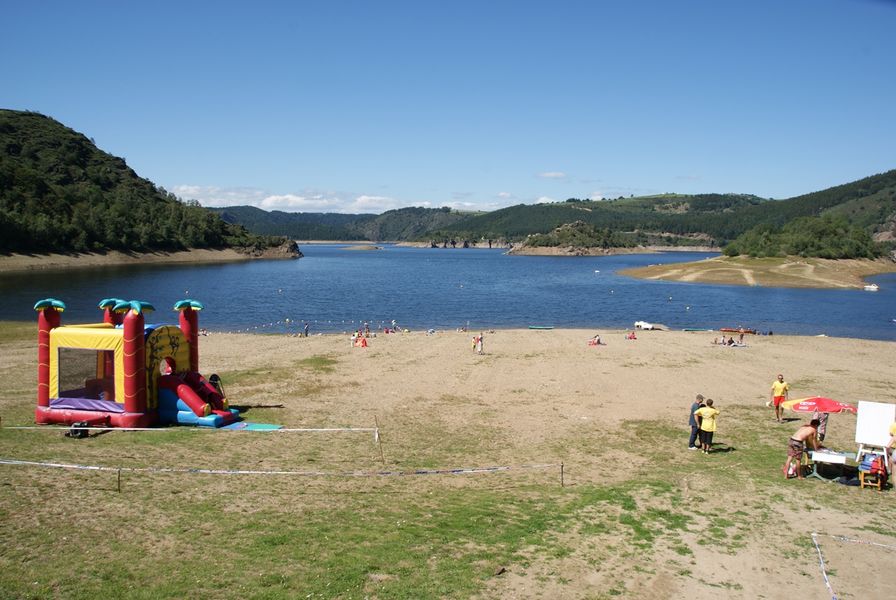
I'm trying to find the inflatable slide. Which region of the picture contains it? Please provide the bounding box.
[157,372,239,427]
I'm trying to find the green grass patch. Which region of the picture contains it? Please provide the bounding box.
[296,354,339,373]
[0,321,32,343]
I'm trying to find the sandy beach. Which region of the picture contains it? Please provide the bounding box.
[0,246,301,274]
[212,329,896,599]
[1,325,893,598]
[622,255,896,289]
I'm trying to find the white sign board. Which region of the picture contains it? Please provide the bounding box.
[855,400,896,447]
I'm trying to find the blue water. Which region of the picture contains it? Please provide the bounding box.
[1,245,894,340]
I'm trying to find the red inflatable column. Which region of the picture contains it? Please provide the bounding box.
[103,306,123,326]
[179,307,199,373]
[122,309,147,414]
[36,308,62,408]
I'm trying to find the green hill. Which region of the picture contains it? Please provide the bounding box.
[4,108,892,260]
[0,109,282,254]
[210,205,473,241]
[211,170,896,258]
[212,205,371,240]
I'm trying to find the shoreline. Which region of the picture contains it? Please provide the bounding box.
[0,247,296,274]
[3,320,893,344]
[506,244,717,256]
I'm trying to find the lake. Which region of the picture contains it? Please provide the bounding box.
[1,245,894,340]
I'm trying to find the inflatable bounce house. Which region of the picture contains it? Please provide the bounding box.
[34,297,239,428]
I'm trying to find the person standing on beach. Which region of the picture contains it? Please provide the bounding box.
[783,419,821,479]
[688,394,705,450]
[770,374,790,423]
[303,322,310,337]
[693,399,719,454]
[812,409,829,441]
[475,332,484,355]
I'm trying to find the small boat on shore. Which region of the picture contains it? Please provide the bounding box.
[719,327,757,334]
[863,284,879,292]
[528,325,554,330]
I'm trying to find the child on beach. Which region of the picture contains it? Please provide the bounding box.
[693,399,719,454]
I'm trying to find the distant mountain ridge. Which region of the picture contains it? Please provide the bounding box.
[2,108,893,257]
[212,171,896,250]
[210,205,474,241]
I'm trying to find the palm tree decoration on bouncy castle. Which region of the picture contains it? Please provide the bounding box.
[34,298,66,410]
[174,299,204,373]
[98,298,126,325]
[112,300,155,417]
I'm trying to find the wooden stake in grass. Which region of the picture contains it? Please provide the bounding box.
[117,468,121,493]
[560,462,565,487]
[374,415,386,464]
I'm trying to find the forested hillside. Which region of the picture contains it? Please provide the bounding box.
[5,108,892,260]
[210,205,472,241]
[0,110,281,254]
[212,206,370,240]
[210,169,896,259]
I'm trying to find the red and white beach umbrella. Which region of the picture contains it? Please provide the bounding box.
[782,396,857,414]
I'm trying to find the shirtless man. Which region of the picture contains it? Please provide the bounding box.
[770,374,790,423]
[783,419,821,479]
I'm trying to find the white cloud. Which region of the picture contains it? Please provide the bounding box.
[172,184,543,214]
[347,195,406,213]
[171,185,266,207]
[172,184,409,214]
[537,171,567,179]
[589,192,605,201]
[260,194,342,212]
[535,196,556,204]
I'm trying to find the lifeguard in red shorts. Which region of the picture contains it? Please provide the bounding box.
[769,373,790,423]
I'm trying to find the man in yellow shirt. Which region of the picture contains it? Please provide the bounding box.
[694,399,720,454]
[770,374,790,423]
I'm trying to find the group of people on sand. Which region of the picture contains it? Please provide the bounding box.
[688,394,720,454]
[471,332,484,355]
[350,330,369,348]
[770,372,847,480]
[712,336,744,347]
[768,372,851,480]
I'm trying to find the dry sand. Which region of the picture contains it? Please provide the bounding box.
[197,328,895,598]
[2,326,894,597]
[0,249,254,273]
[622,255,896,289]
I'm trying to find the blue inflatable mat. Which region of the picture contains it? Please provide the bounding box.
[220,422,282,431]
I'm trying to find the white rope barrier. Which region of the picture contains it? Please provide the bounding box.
[811,532,838,600]
[811,532,896,600]
[0,457,559,479]
[816,533,896,551]
[3,425,379,441]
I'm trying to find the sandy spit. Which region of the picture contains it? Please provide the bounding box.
[0,248,296,274]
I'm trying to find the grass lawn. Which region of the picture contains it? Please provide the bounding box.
[1,322,893,599]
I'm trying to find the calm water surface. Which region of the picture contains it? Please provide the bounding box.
[1,245,894,340]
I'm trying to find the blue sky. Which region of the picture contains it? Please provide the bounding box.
[3,1,895,214]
